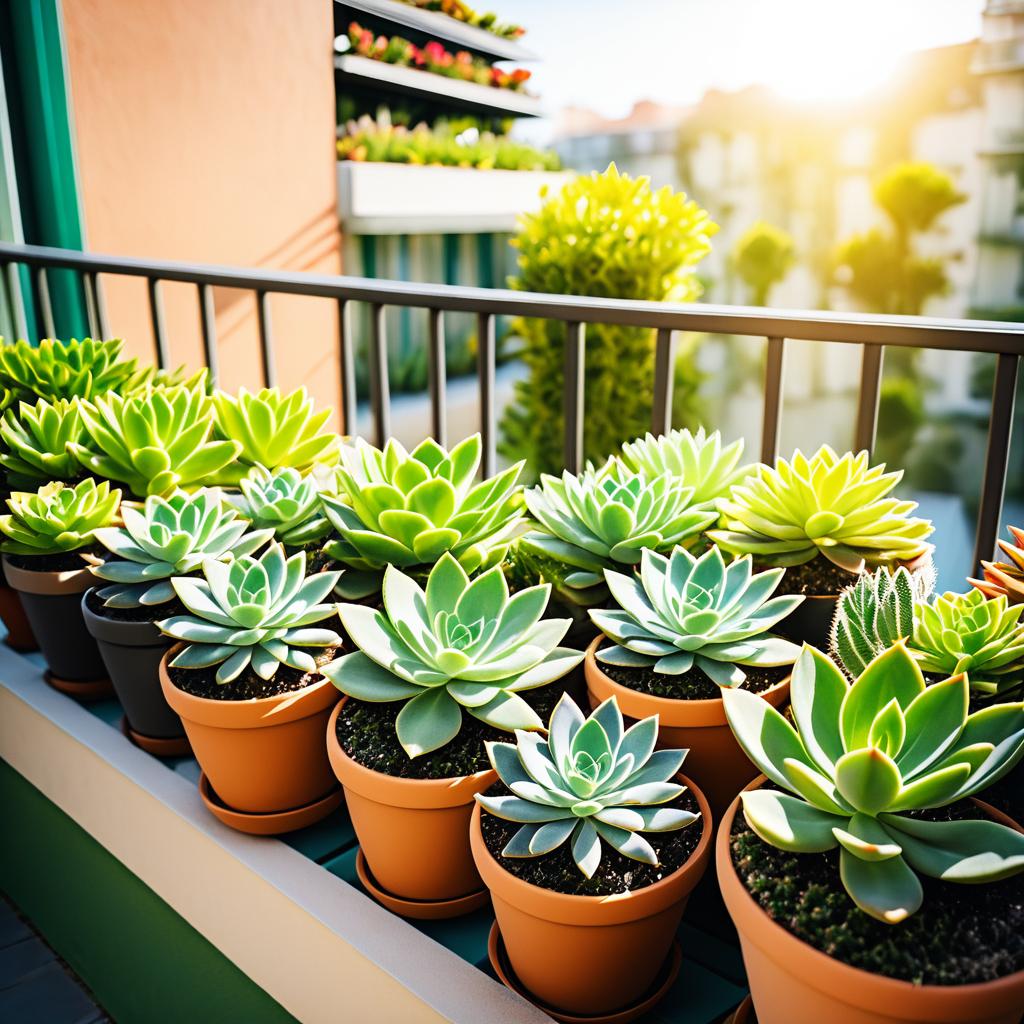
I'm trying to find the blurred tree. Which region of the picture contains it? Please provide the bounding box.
[732,221,796,306]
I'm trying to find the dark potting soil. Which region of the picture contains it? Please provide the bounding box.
[5,546,106,573]
[480,780,703,897]
[335,679,581,781]
[601,658,788,701]
[306,544,340,575]
[730,795,1024,985]
[168,625,341,702]
[761,557,857,598]
[84,585,188,624]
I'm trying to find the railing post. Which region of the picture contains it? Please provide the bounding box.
[147,278,170,369]
[477,311,496,478]
[4,263,29,339]
[854,343,884,455]
[197,283,219,384]
[761,336,786,464]
[83,271,100,338]
[35,267,55,338]
[428,308,447,447]
[256,290,276,388]
[337,299,357,437]
[973,351,1020,570]
[369,303,391,447]
[651,328,676,436]
[563,321,585,473]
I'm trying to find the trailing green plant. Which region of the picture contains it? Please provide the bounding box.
[590,546,802,687]
[0,398,87,489]
[830,565,935,678]
[0,337,140,404]
[211,386,340,484]
[476,693,699,877]
[722,642,1024,924]
[971,525,1024,606]
[323,554,583,757]
[0,479,121,556]
[322,434,524,599]
[236,465,333,549]
[709,445,934,573]
[521,460,716,607]
[157,543,341,685]
[70,383,241,497]
[908,589,1024,698]
[499,165,717,476]
[619,427,750,510]
[90,490,273,608]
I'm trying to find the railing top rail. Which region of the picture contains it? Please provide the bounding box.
[2,242,1023,354]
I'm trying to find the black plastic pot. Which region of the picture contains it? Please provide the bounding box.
[2,556,107,684]
[81,589,184,743]
[776,594,837,647]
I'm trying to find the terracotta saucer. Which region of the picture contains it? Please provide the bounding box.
[487,923,682,1024]
[198,772,343,836]
[120,715,192,757]
[729,995,753,1023]
[43,670,113,700]
[356,848,490,920]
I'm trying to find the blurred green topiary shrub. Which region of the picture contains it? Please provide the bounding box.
[499,164,718,478]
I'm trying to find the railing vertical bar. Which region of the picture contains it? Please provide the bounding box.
[93,273,110,339]
[83,272,100,338]
[256,290,276,388]
[427,308,447,446]
[198,283,219,384]
[4,263,29,339]
[35,267,56,338]
[761,336,786,464]
[477,311,496,478]
[563,321,586,473]
[854,343,884,454]
[369,303,390,447]
[973,351,1020,571]
[337,299,357,436]
[652,328,676,435]
[147,278,170,369]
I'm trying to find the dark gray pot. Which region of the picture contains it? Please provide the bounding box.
[777,594,837,648]
[81,589,184,740]
[2,557,107,681]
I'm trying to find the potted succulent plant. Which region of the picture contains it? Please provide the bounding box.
[719,642,1024,1024]
[971,524,1024,605]
[0,479,121,695]
[323,554,583,916]
[85,490,273,754]
[322,434,524,599]
[584,545,803,814]
[156,542,343,833]
[470,694,712,1020]
[233,465,333,554]
[709,446,934,644]
[211,386,340,484]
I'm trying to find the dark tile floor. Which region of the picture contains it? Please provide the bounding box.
[0,896,110,1024]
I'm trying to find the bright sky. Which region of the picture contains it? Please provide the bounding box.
[502,0,987,139]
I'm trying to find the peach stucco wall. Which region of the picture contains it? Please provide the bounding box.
[60,0,343,425]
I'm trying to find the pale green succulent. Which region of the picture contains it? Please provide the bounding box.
[619,427,750,509]
[590,546,803,687]
[70,383,241,497]
[0,479,121,556]
[158,543,341,685]
[0,337,140,404]
[723,642,1024,923]
[0,398,87,489]
[91,490,273,608]
[212,386,340,484]
[323,554,583,757]
[909,589,1024,697]
[709,446,934,573]
[235,465,333,549]
[323,435,525,599]
[521,460,717,607]
[830,565,934,678]
[477,694,699,877]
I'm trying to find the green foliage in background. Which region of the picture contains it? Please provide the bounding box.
[732,221,796,306]
[499,164,718,478]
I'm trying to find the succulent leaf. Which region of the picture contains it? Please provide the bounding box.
[0,398,87,488]
[0,479,121,556]
[0,338,142,404]
[234,464,334,549]
[970,525,1024,606]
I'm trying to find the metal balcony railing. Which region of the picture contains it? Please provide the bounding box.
[0,241,1021,574]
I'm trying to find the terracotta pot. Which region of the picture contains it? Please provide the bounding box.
[470,772,713,1017]
[326,697,494,902]
[159,643,338,814]
[81,590,183,742]
[718,780,1024,1024]
[3,556,107,681]
[584,637,790,818]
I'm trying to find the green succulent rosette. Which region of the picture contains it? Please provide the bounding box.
[0,478,121,556]
[0,337,140,404]
[234,465,333,550]
[0,397,87,489]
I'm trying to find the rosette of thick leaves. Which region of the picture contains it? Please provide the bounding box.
[0,479,121,556]
[235,465,333,549]
[158,542,341,685]
[91,490,272,607]
[971,525,1024,606]
[477,693,699,877]
[0,337,140,404]
[0,397,86,489]
[323,434,524,599]
[520,459,717,607]
[709,445,934,572]
[590,546,802,686]
[723,642,1024,923]
[323,554,583,757]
